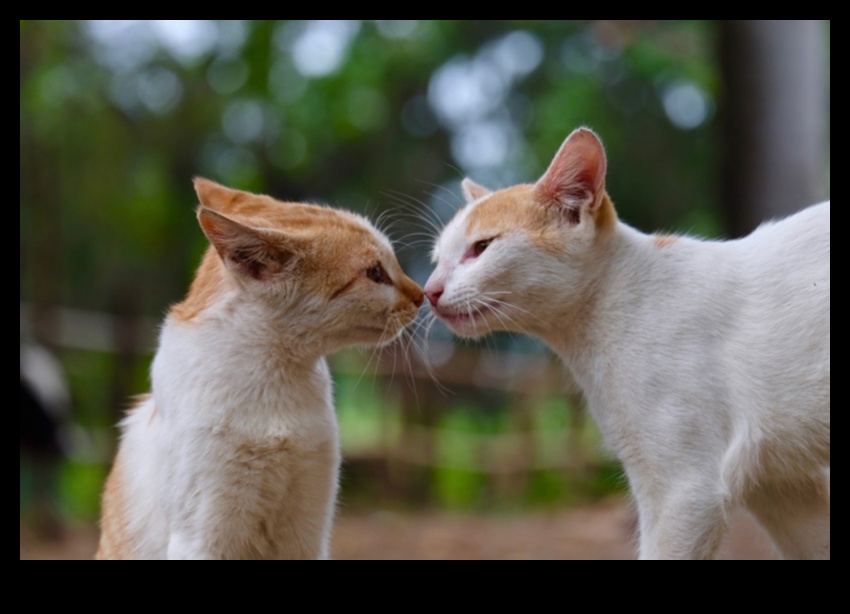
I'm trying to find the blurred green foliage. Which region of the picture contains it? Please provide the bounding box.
[19,21,827,524]
[21,20,725,318]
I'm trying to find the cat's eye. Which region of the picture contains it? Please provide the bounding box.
[365,263,391,285]
[472,239,492,257]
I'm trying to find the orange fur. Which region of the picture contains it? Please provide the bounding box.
[96,450,135,559]
[170,180,421,323]
[465,185,617,255]
[170,250,227,323]
[594,193,618,234]
[652,234,679,249]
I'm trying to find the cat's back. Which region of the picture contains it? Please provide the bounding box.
[732,201,829,338]
[97,395,168,559]
[725,202,829,450]
[650,201,829,343]
[740,200,829,277]
[604,201,829,420]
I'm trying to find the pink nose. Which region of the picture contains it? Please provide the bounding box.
[424,283,443,307]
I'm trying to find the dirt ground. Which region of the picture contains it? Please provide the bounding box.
[20,496,781,560]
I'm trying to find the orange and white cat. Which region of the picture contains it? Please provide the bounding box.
[425,128,830,559]
[97,179,423,559]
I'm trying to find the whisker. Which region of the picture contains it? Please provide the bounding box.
[488,298,547,331]
[399,329,422,411]
[381,189,446,229]
[412,312,453,397]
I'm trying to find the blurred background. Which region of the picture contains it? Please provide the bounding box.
[20,20,829,559]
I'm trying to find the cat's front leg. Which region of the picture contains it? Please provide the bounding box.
[633,477,729,560]
[166,532,214,560]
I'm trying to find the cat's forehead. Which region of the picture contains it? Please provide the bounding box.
[464,184,542,233]
[434,184,544,260]
[238,198,393,254]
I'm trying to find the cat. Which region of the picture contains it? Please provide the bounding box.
[97,178,423,559]
[424,128,829,559]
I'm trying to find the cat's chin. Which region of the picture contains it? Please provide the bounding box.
[348,323,405,347]
[444,324,487,339]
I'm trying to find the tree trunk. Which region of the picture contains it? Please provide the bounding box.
[719,20,828,237]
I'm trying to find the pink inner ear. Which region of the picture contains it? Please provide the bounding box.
[198,208,292,282]
[535,128,607,211]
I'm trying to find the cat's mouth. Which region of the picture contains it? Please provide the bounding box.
[434,301,499,331]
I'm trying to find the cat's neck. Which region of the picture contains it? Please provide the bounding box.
[170,252,338,363]
[540,220,702,380]
[151,294,335,434]
[162,308,330,374]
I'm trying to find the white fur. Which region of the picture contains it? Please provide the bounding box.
[426,132,830,559]
[101,183,423,559]
[114,284,343,559]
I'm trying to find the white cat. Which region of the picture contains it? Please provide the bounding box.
[97,179,423,559]
[424,128,830,559]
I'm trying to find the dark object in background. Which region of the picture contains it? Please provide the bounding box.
[20,343,72,458]
[21,378,65,459]
[20,343,73,540]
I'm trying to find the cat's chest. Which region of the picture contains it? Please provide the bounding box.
[164,384,339,453]
[196,423,339,484]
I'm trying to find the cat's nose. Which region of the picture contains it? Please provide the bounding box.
[424,284,443,307]
[413,289,424,308]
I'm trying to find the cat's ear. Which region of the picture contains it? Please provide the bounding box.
[461,178,492,203]
[194,177,253,214]
[197,207,296,282]
[534,128,607,225]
